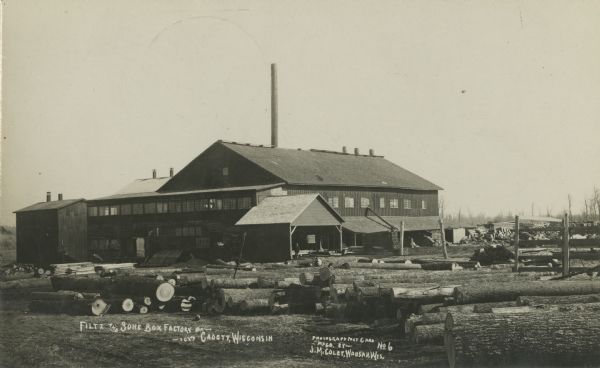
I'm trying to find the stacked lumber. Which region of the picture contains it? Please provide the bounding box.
[51,262,96,276]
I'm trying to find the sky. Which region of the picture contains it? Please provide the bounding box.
[2,0,600,225]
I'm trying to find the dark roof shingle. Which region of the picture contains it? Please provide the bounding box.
[15,199,85,213]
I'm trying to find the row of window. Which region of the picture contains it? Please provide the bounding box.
[89,237,211,250]
[326,196,427,210]
[88,197,253,217]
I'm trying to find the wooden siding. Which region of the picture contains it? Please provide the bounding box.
[292,200,341,227]
[16,211,59,264]
[241,224,291,262]
[159,143,283,192]
[57,202,88,260]
[282,185,439,217]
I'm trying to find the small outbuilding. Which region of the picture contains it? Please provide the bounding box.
[14,195,87,264]
[235,194,344,262]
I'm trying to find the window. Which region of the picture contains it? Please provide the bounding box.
[404,199,412,209]
[182,226,195,236]
[327,197,339,208]
[168,201,182,213]
[109,206,119,216]
[144,202,156,214]
[307,234,316,244]
[360,197,370,208]
[88,207,98,216]
[156,202,168,213]
[182,200,194,212]
[133,203,144,215]
[195,199,209,211]
[238,197,252,209]
[208,198,223,210]
[223,198,237,210]
[98,206,109,216]
[222,167,229,176]
[390,199,399,209]
[344,197,355,208]
[120,204,131,215]
[379,198,385,209]
[195,237,210,249]
[421,200,427,210]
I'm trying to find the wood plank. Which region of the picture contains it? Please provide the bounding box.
[569,239,600,247]
[570,226,600,235]
[518,240,560,247]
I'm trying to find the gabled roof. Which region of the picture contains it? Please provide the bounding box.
[220,141,442,190]
[90,183,285,201]
[114,177,172,195]
[236,194,344,225]
[15,199,85,213]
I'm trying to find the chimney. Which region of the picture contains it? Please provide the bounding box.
[270,63,278,148]
[169,167,174,177]
[342,146,347,154]
[354,148,360,155]
[152,169,157,179]
[369,149,374,156]
[58,193,63,201]
[46,192,51,202]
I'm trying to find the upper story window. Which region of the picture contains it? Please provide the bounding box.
[404,199,412,209]
[182,200,195,212]
[157,202,168,213]
[222,167,229,176]
[379,198,385,209]
[88,206,98,217]
[109,206,119,216]
[144,202,156,214]
[344,197,355,208]
[390,199,399,209]
[327,197,339,208]
[223,198,237,210]
[133,203,144,215]
[120,204,132,215]
[360,197,370,208]
[238,197,252,209]
[168,201,182,213]
[421,200,427,210]
[98,206,109,216]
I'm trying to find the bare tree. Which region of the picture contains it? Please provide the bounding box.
[567,194,573,219]
[438,195,445,219]
[594,187,600,221]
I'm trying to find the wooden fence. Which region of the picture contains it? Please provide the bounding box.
[513,215,600,276]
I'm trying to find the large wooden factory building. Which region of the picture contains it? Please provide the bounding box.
[84,140,441,262]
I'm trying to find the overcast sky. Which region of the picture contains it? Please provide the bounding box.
[2,0,599,225]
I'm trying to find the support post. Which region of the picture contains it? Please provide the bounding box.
[513,215,520,272]
[399,221,405,256]
[562,213,570,277]
[439,218,448,259]
[337,225,343,252]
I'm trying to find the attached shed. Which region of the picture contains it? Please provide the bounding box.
[235,194,344,262]
[14,198,87,264]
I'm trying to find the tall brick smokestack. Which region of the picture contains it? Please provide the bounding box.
[271,63,278,148]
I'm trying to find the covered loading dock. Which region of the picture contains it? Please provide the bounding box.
[235,194,344,262]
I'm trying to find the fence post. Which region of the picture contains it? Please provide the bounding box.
[513,215,520,272]
[562,213,570,277]
[439,218,448,259]
[399,221,405,256]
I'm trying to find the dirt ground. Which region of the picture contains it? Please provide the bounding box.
[0,245,484,368]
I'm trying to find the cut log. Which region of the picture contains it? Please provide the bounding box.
[421,263,463,271]
[220,289,274,309]
[29,299,96,315]
[413,323,444,345]
[0,277,52,290]
[30,291,83,301]
[91,297,110,316]
[350,263,422,270]
[239,298,270,314]
[210,278,257,289]
[454,280,600,304]
[418,303,444,314]
[517,293,600,306]
[445,310,600,368]
[270,303,289,314]
[470,301,517,313]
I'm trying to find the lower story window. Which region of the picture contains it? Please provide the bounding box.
[344,197,355,208]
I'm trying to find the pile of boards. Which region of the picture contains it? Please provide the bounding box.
[402,280,600,368]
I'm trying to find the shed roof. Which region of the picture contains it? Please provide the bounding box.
[236,194,344,226]
[115,177,172,195]
[90,183,285,201]
[342,216,440,233]
[15,199,85,213]
[203,141,442,191]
